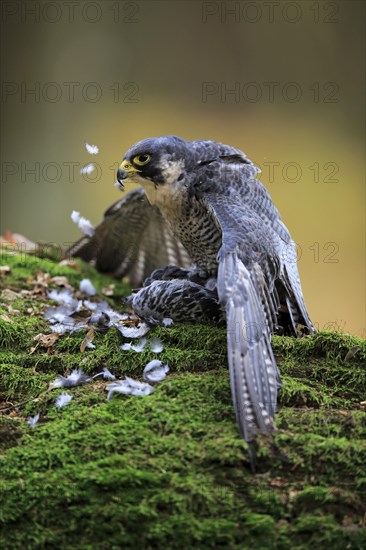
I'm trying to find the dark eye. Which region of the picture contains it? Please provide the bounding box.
[133,154,151,166]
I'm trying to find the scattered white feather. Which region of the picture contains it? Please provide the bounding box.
[83,299,104,311]
[44,305,77,324]
[107,377,154,400]
[27,413,40,429]
[46,314,75,326]
[92,367,116,380]
[143,360,169,383]
[70,210,94,237]
[106,381,132,400]
[84,300,108,313]
[79,278,97,296]
[44,303,78,334]
[150,338,163,353]
[108,311,130,323]
[50,322,73,334]
[120,338,147,352]
[47,288,67,303]
[102,367,116,380]
[115,322,150,339]
[65,369,90,385]
[47,289,81,310]
[69,321,86,334]
[132,337,147,352]
[120,342,132,351]
[124,376,155,396]
[55,392,73,408]
[80,163,95,175]
[162,318,174,327]
[89,312,110,327]
[85,142,99,155]
[83,300,128,324]
[50,369,90,389]
[85,338,96,349]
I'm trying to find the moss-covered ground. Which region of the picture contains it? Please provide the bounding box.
[0,253,365,549]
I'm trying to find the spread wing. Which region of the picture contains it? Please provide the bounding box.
[65,189,191,286]
[195,160,314,444]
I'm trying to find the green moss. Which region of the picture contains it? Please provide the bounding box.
[0,317,46,350]
[0,254,365,548]
[0,363,50,399]
[0,253,130,299]
[272,331,366,363]
[0,416,24,452]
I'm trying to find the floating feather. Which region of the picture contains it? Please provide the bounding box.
[71,210,94,237]
[85,142,99,155]
[80,163,95,175]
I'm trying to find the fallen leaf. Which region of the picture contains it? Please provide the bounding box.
[269,477,289,488]
[7,305,20,316]
[344,347,361,362]
[102,284,115,296]
[0,314,14,323]
[50,276,73,288]
[288,490,301,502]
[33,332,60,348]
[0,232,37,252]
[58,259,79,270]
[1,289,21,301]
[342,516,358,530]
[35,271,51,286]
[80,327,95,353]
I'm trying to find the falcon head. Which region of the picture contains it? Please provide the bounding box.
[116,136,190,193]
[116,135,253,207]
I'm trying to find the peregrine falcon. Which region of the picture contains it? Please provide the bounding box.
[68,136,315,457]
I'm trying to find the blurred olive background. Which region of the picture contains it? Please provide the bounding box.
[1,1,364,336]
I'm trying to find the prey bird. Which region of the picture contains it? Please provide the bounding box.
[68,136,315,459]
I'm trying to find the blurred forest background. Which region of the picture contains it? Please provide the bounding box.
[0,0,364,336]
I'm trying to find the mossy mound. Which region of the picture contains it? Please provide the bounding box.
[0,254,365,549]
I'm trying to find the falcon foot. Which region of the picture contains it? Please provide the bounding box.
[142,264,210,287]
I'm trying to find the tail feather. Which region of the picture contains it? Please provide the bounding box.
[217,250,280,443]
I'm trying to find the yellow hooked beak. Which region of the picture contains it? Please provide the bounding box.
[116,160,141,189]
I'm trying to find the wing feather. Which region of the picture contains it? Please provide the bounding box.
[198,159,313,443]
[65,189,191,286]
[217,248,280,442]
